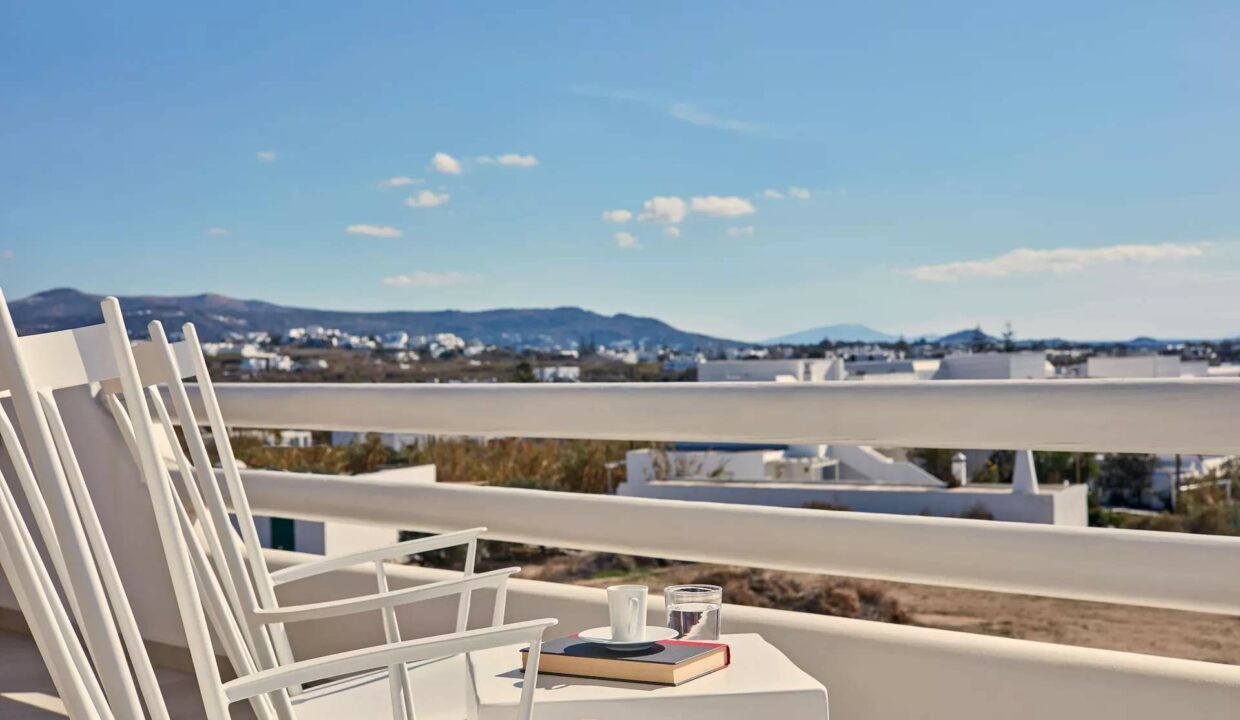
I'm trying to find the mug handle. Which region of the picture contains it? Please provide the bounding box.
[629,596,640,636]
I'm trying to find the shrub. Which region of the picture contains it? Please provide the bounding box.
[232,434,635,494]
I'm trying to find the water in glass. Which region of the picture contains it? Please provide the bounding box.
[665,584,722,641]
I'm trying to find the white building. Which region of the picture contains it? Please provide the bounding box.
[238,349,293,373]
[330,430,428,452]
[619,447,1086,525]
[534,365,581,383]
[381,331,410,349]
[293,358,329,372]
[676,351,1086,523]
[1088,355,1185,378]
[233,429,314,448]
[934,352,1048,379]
[698,359,840,383]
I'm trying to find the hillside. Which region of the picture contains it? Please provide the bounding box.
[765,323,898,345]
[8,288,740,350]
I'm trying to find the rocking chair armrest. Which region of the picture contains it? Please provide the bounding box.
[269,527,487,586]
[222,618,556,704]
[252,567,519,625]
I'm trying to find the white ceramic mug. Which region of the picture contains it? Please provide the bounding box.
[607,585,647,642]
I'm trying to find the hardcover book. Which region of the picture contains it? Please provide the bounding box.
[520,635,730,685]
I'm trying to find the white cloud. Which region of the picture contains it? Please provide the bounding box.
[637,196,687,224]
[0,250,13,260]
[429,152,462,175]
[690,195,756,217]
[405,190,451,208]
[346,224,403,239]
[663,226,681,239]
[615,231,641,249]
[907,243,1206,282]
[498,153,538,167]
[477,153,538,167]
[206,227,229,236]
[256,150,277,162]
[602,209,633,223]
[726,226,755,237]
[668,103,756,134]
[381,176,421,187]
[383,271,477,288]
[761,187,812,201]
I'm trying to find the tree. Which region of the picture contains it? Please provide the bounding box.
[907,448,961,485]
[973,451,1014,483]
[973,450,1098,485]
[1035,451,1099,485]
[1096,453,1156,507]
[510,360,537,383]
[1002,322,1015,353]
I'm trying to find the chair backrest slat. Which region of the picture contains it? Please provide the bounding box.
[37,390,172,720]
[147,384,270,669]
[0,410,110,720]
[0,291,148,718]
[107,384,280,720]
[142,320,299,680]
[97,297,238,718]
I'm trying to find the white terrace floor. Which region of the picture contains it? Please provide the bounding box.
[0,631,253,720]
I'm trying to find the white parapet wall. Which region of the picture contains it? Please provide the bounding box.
[621,447,1086,524]
[264,550,1240,720]
[617,474,1089,524]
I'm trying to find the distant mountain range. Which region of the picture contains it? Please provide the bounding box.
[8,288,742,350]
[933,327,1000,346]
[766,322,1232,347]
[764,324,898,344]
[764,323,1005,346]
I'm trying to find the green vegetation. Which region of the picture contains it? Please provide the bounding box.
[509,360,537,383]
[1090,470,1240,536]
[972,451,1099,485]
[1094,453,1156,506]
[231,433,636,494]
[905,448,960,484]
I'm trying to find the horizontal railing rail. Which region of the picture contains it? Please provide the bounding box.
[239,468,1240,616]
[196,379,1240,454]
[176,380,1240,615]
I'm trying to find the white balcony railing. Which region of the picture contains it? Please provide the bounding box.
[158,379,1240,719]
[186,379,1240,615]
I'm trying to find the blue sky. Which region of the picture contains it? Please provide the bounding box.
[2,2,1238,341]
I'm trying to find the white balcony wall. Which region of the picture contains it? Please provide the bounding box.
[3,380,1240,718]
[264,550,1240,720]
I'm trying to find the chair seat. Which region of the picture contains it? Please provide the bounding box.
[290,655,471,720]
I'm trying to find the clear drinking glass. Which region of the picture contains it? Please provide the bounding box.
[664,584,722,641]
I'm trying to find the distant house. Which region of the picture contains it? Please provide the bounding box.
[534,366,581,383]
[238,346,293,373]
[293,358,329,372]
[233,429,314,448]
[381,331,409,350]
[1086,355,1207,378]
[698,359,841,383]
[330,431,427,452]
[934,352,1048,380]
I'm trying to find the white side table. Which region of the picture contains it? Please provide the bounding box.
[468,633,828,719]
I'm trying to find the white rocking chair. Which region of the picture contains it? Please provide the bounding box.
[0,290,556,719]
